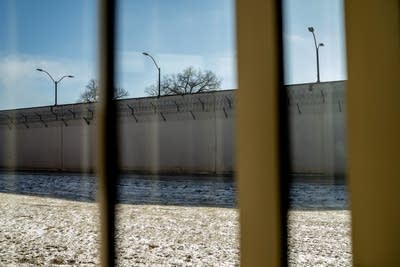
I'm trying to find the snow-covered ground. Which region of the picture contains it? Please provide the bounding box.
[288,210,352,266]
[0,193,239,266]
[0,173,351,266]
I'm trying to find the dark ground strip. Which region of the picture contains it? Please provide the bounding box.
[0,172,348,209]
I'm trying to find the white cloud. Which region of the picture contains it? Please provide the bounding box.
[159,53,205,74]
[158,53,237,89]
[284,34,306,43]
[211,56,237,90]
[118,51,145,73]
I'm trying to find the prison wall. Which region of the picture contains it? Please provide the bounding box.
[0,82,346,176]
[0,91,234,174]
[287,81,346,177]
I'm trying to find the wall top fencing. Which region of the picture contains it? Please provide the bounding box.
[0,90,235,129]
[0,81,346,128]
[287,80,345,106]
[117,90,234,117]
[287,81,346,115]
[0,102,97,129]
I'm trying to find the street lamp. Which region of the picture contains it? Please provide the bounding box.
[308,26,324,83]
[36,68,74,106]
[142,52,161,97]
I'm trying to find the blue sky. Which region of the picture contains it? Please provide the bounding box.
[0,0,345,110]
[283,0,346,84]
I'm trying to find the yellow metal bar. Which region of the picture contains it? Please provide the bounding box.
[345,1,400,265]
[236,0,284,266]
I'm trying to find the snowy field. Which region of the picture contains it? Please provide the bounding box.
[0,173,351,266]
[0,193,238,266]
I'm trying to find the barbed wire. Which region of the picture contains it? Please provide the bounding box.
[0,81,347,128]
[0,91,235,128]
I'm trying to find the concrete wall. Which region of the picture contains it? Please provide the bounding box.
[287,81,346,177]
[0,104,97,172]
[0,91,234,174]
[0,82,346,176]
[117,92,234,173]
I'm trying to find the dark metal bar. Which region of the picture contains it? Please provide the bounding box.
[88,108,94,119]
[296,103,302,114]
[225,96,232,109]
[158,67,161,97]
[198,98,205,111]
[61,118,68,127]
[276,1,289,265]
[150,102,157,113]
[83,117,91,125]
[160,112,166,121]
[21,114,29,128]
[174,101,180,112]
[190,110,196,120]
[35,112,48,127]
[83,109,94,125]
[50,106,58,120]
[68,109,76,119]
[55,81,58,105]
[127,104,138,122]
[223,107,228,118]
[98,0,118,266]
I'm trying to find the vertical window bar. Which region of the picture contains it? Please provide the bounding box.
[236,0,286,265]
[345,0,400,264]
[276,0,290,265]
[98,0,118,266]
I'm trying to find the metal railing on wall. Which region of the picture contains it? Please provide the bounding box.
[0,90,235,128]
[0,81,350,129]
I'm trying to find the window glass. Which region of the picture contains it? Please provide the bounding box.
[0,1,267,265]
[0,0,100,265]
[114,0,239,265]
[282,0,352,265]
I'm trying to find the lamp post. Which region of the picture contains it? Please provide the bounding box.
[308,26,324,83]
[142,52,161,97]
[36,68,74,105]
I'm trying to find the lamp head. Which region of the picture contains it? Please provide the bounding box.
[319,43,324,47]
[36,68,43,72]
[142,52,149,56]
[68,75,74,78]
[308,27,314,32]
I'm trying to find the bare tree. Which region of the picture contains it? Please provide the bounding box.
[145,66,222,96]
[78,79,129,103]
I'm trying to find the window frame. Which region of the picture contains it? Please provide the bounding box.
[96,0,400,265]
